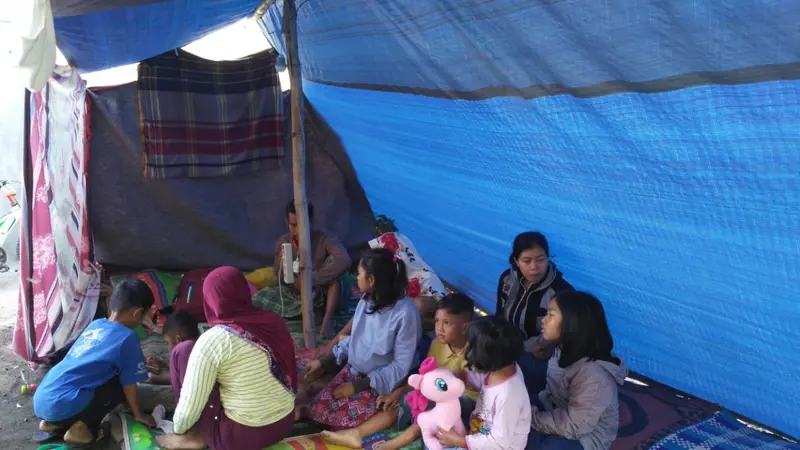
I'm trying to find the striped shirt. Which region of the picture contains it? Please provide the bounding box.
[172,326,294,434]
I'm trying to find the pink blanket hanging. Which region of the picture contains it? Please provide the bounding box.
[14,70,100,364]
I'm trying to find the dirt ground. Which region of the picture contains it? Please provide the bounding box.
[0,268,45,449]
[0,269,119,450]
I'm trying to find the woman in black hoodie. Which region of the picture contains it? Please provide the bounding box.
[496,232,573,401]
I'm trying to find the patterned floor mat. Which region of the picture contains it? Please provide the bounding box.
[650,411,799,450]
[612,376,719,450]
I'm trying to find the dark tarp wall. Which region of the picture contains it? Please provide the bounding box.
[258,0,800,438]
[51,0,170,17]
[87,83,374,271]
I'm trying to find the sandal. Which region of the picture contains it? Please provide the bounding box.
[34,422,110,450]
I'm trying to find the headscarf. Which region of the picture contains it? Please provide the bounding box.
[203,266,297,390]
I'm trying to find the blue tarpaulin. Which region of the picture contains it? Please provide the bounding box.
[51,0,799,439]
[55,0,262,71]
[258,0,800,438]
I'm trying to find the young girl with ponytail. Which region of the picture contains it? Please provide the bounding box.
[305,248,422,429]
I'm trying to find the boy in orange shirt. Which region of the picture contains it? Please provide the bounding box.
[323,293,477,449]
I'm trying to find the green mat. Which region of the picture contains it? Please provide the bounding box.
[110,271,182,340]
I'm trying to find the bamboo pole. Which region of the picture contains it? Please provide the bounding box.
[283,0,316,349]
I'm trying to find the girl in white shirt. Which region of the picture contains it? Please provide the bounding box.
[437,316,531,450]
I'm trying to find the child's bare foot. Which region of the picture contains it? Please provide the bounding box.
[322,429,363,448]
[63,421,93,444]
[156,431,206,449]
[38,420,61,432]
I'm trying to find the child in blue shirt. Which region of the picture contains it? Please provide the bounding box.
[34,279,156,445]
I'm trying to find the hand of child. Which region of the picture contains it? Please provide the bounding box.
[377,389,403,412]
[145,357,166,371]
[320,333,347,355]
[304,359,324,382]
[318,339,336,355]
[437,427,467,448]
[334,382,355,399]
[133,413,156,428]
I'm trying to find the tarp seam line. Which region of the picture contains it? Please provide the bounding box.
[305,62,800,101]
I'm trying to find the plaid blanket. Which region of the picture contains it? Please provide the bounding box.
[137,49,284,178]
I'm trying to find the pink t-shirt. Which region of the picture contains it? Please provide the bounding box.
[465,364,531,450]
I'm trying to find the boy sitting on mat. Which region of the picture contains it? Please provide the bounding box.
[34,279,156,444]
[323,293,478,450]
[145,311,200,385]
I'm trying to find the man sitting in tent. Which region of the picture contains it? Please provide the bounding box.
[253,201,351,337]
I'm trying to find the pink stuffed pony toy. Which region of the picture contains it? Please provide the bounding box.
[407,357,466,450]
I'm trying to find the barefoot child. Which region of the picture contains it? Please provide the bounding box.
[145,311,200,385]
[323,293,478,449]
[34,279,156,444]
[436,316,531,450]
[304,248,422,429]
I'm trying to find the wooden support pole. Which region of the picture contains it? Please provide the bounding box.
[283,0,315,349]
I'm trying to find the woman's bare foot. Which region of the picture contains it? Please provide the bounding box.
[63,421,93,444]
[322,429,363,449]
[38,420,61,432]
[156,431,206,450]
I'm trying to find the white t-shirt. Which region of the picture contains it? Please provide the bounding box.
[465,364,532,450]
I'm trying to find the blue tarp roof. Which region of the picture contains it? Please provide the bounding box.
[51,0,170,17]
[53,0,800,439]
[55,0,262,71]
[264,1,800,438]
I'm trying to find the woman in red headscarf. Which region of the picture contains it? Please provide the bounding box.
[156,267,296,450]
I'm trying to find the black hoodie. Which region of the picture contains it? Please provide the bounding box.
[496,262,573,346]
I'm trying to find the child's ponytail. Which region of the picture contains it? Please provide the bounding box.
[360,248,409,313]
[393,258,408,300]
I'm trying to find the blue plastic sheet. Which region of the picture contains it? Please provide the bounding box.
[55,0,262,71]
[286,0,799,92]
[47,0,800,438]
[258,0,800,437]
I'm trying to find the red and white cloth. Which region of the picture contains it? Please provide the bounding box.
[369,232,447,301]
[13,70,100,364]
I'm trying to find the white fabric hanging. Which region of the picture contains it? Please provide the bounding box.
[11,0,57,91]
